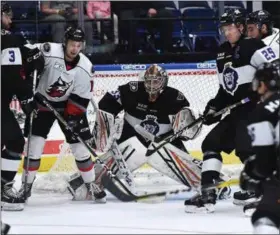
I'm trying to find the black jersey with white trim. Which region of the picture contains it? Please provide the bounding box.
[246,92,280,177]
[1,30,33,109]
[211,36,268,112]
[99,81,190,137]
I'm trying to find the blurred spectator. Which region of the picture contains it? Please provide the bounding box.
[111,1,173,53]
[40,1,94,53]
[87,1,118,44]
[145,2,174,52]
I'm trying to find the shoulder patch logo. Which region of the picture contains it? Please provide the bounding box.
[129,81,138,92]
[43,43,51,53]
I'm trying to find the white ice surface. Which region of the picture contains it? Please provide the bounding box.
[2,173,253,234]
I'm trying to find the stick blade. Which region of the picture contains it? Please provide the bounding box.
[101,174,137,202]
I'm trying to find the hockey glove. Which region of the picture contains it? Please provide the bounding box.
[240,155,264,196]
[25,47,45,75]
[20,97,38,116]
[203,101,221,125]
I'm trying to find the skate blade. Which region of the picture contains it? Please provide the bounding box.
[1,202,24,211]
[233,198,258,206]
[185,204,215,213]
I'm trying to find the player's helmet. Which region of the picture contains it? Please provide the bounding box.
[1,1,13,29]
[64,26,85,46]
[1,1,12,16]
[252,59,280,91]
[246,10,273,35]
[219,9,246,34]
[144,64,168,95]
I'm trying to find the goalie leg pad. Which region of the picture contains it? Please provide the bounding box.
[147,142,201,189]
[92,109,121,152]
[94,136,147,187]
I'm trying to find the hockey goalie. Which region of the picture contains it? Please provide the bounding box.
[68,64,230,202]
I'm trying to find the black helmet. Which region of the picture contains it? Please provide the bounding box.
[219,9,246,27]
[253,59,280,91]
[246,10,273,35]
[1,1,12,15]
[64,26,85,42]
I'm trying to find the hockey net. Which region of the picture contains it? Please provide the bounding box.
[32,64,243,194]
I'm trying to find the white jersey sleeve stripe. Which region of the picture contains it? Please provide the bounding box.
[247,121,275,146]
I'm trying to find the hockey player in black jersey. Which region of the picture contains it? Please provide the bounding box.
[239,59,280,234]
[184,8,278,213]
[69,64,206,201]
[1,2,44,211]
[233,9,279,207]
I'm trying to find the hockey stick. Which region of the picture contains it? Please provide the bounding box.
[101,173,239,202]
[34,93,131,193]
[24,69,37,201]
[137,97,250,157]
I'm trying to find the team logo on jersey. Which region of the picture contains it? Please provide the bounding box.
[46,77,73,98]
[140,115,160,136]
[222,63,239,95]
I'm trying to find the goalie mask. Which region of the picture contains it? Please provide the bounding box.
[144,64,168,101]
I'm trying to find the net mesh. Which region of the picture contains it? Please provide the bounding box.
[32,68,242,194]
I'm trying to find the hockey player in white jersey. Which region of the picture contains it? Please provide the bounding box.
[18,26,106,203]
[246,10,279,51]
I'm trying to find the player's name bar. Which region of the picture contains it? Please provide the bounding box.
[93,61,216,71]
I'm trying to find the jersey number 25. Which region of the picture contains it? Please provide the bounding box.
[261,47,276,61]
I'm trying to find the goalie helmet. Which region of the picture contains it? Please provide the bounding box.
[252,59,280,91]
[144,64,168,97]
[246,10,273,36]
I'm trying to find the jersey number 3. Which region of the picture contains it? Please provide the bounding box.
[261,47,276,61]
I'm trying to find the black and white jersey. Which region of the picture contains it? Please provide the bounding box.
[246,92,280,176]
[99,81,189,140]
[211,36,277,113]
[1,30,33,110]
[263,27,279,47]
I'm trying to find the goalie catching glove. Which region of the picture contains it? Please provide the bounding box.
[170,107,202,141]
[92,109,123,152]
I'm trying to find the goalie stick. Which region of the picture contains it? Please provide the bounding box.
[101,173,239,202]
[137,97,250,157]
[34,93,132,196]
